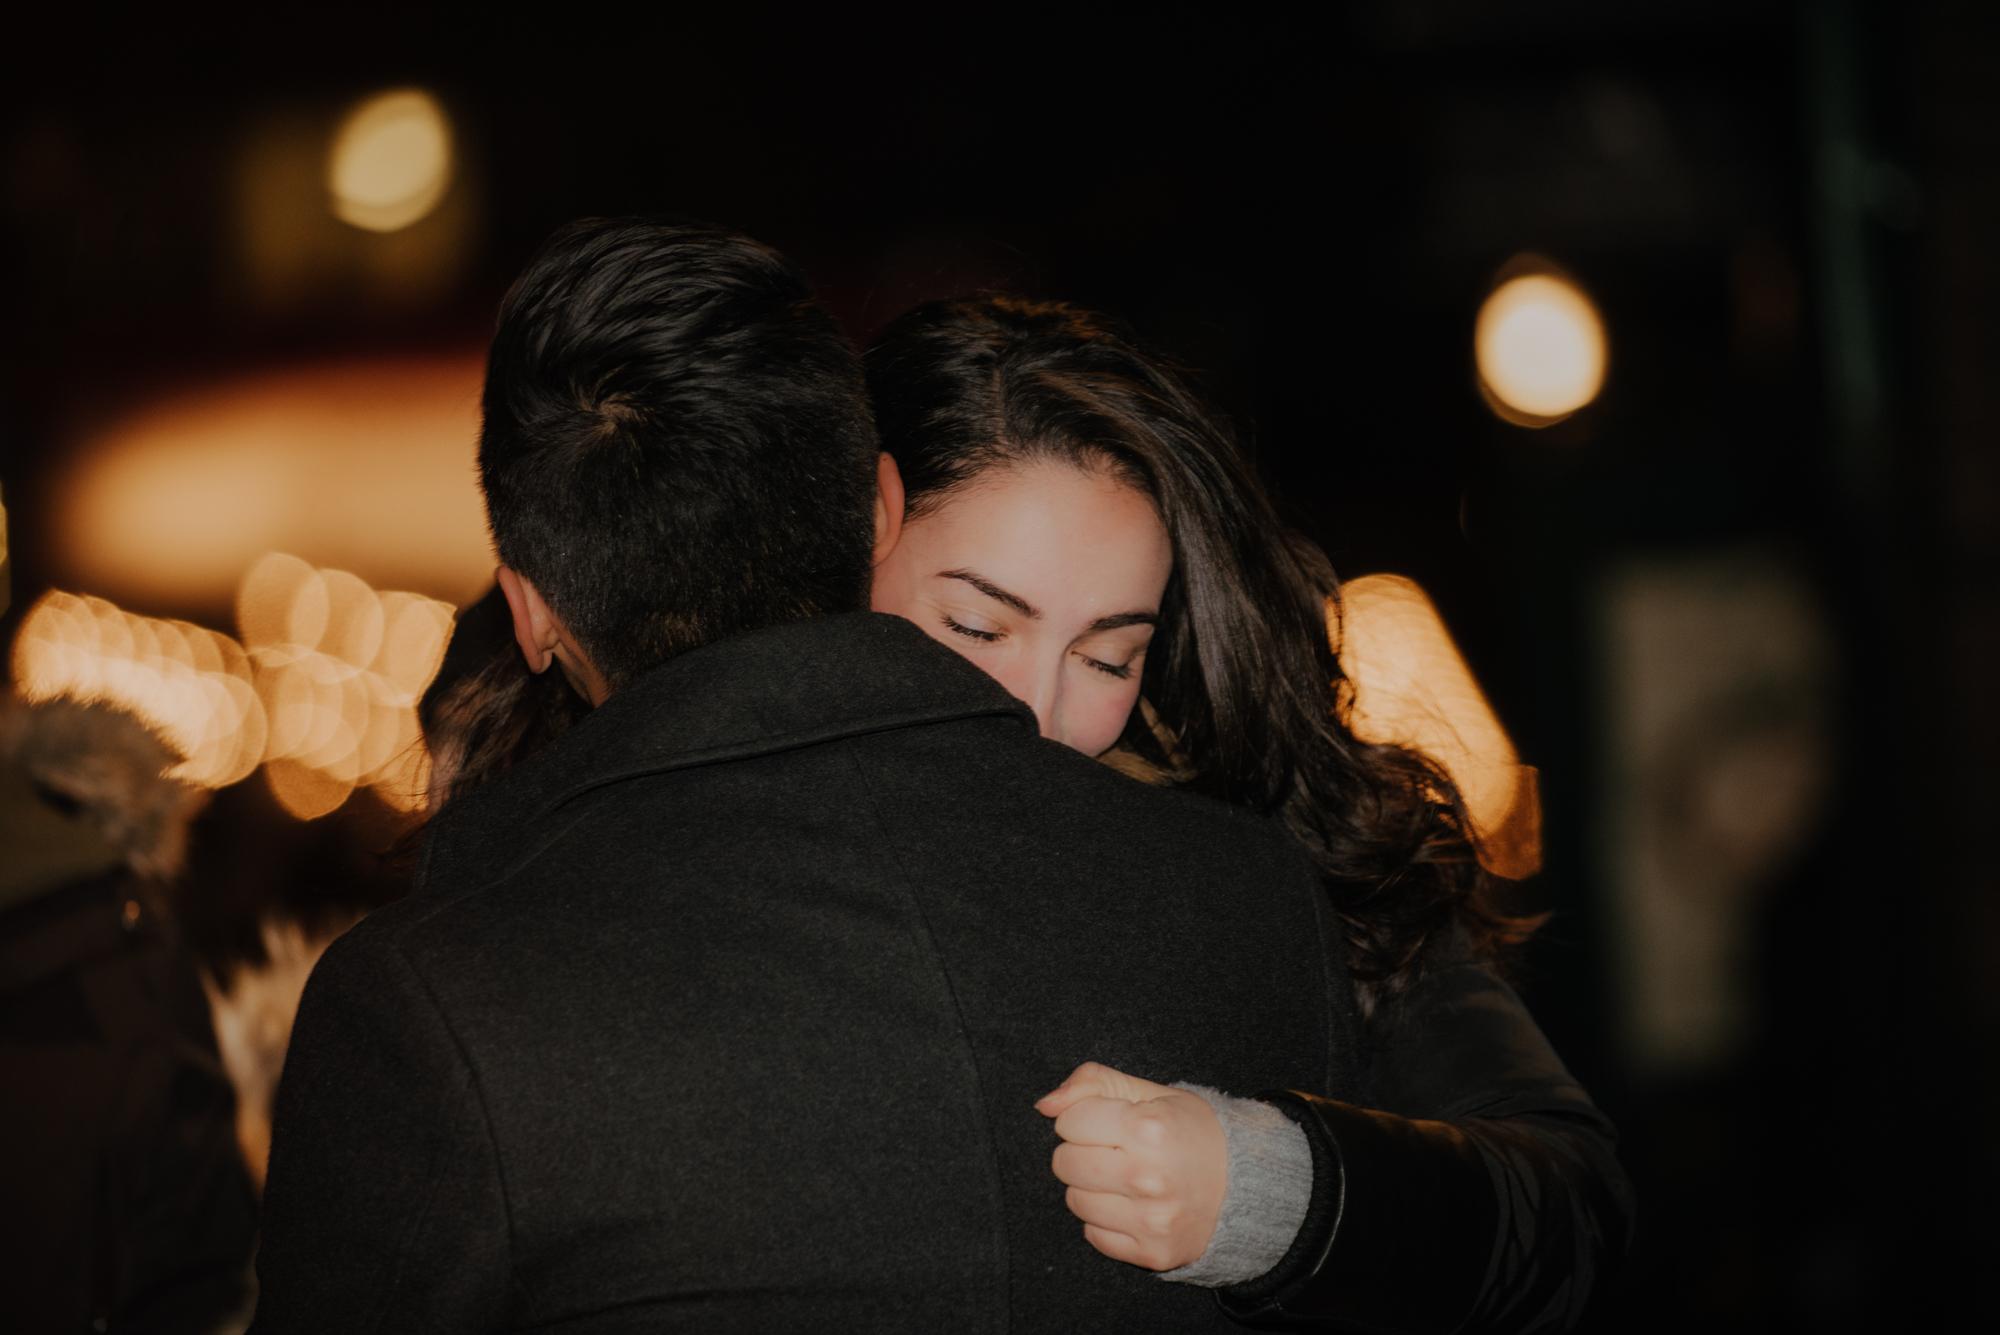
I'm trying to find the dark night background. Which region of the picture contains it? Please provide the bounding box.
[3,3,1995,1329]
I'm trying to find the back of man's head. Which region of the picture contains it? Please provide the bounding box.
[479,218,879,688]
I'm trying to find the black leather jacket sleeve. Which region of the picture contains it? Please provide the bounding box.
[1215,953,1635,1332]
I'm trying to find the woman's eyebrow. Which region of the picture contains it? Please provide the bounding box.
[938,568,1039,618]
[936,569,1156,634]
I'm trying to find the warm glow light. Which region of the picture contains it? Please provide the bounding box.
[9,590,268,788]
[1,481,11,617]
[327,89,453,233]
[3,560,455,817]
[1474,271,1608,427]
[265,758,355,822]
[1335,576,1541,879]
[374,591,456,700]
[320,568,385,667]
[55,355,493,608]
[216,675,270,787]
[239,552,327,651]
[234,555,455,819]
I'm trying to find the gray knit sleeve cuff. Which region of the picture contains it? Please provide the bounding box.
[1156,1082,1312,1288]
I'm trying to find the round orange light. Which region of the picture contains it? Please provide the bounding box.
[1474,271,1608,427]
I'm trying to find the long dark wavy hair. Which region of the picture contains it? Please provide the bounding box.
[866,295,1538,1009]
[420,611,591,815]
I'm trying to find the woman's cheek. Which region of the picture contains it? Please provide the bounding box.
[1081,680,1145,757]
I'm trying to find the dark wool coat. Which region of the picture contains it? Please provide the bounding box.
[0,871,258,1334]
[252,612,1366,1333]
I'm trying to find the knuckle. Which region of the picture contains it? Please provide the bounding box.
[1132,1171,1166,1198]
[1145,1203,1180,1237]
[1133,1112,1171,1148]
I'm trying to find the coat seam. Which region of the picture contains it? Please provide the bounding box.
[844,747,1013,1333]
[381,941,520,1322]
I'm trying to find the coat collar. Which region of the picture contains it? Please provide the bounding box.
[417,612,1036,894]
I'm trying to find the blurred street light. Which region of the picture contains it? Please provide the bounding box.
[327,89,454,233]
[1475,269,1608,427]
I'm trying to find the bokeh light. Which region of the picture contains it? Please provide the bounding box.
[7,559,454,818]
[1474,269,1609,427]
[327,89,454,233]
[10,591,267,788]
[239,552,329,652]
[375,591,457,700]
[1334,575,1542,879]
[235,554,454,820]
[264,758,354,822]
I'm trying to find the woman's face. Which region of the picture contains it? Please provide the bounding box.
[871,459,1172,757]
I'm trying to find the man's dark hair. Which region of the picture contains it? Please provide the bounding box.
[478,218,879,687]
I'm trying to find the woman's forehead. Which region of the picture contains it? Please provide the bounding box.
[905,461,1171,616]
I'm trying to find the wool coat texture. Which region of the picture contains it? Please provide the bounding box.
[251,612,1368,1333]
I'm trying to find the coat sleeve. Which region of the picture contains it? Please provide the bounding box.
[249,925,511,1333]
[1214,953,1635,1332]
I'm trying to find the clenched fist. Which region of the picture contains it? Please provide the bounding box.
[1034,1061,1228,1272]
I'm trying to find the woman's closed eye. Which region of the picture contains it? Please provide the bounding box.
[941,613,1003,643]
[1077,651,1136,680]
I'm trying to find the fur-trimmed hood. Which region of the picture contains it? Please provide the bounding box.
[0,695,204,912]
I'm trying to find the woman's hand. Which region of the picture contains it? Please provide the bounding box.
[1034,1061,1228,1272]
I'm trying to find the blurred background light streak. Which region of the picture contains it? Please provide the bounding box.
[52,356,493,610]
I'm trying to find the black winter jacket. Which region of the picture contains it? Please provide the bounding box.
[253,613,1368,1332]
[253,612,1629,1332]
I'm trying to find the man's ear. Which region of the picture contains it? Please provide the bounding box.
[872,452,906,565]
[495,566,557,674]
